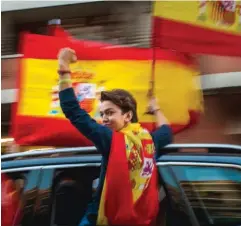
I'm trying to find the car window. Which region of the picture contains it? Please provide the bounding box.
[33,166,100,226]
[171,165,241,226]
[1,170,41,226]
[158,166,194,226]
[35,165,170,226]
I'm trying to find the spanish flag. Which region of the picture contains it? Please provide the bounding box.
[97,124,159,225]
[153,1,241,56]
[12,29,202,146]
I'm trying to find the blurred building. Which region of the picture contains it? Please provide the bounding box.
[1,1,241,146]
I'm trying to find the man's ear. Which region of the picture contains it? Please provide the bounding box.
[125,111,133,122]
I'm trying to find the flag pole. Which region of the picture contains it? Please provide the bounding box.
[145,1,157,115]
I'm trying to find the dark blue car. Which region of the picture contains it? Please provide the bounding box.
[2,144,241,226]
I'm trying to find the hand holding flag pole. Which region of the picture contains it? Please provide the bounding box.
[144,45,156,115]
[145,80,155,115]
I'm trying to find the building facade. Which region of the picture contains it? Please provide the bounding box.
[1,1,241,147]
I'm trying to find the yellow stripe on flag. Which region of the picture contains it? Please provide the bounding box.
[154,1,241,35]
[19,58,201,125]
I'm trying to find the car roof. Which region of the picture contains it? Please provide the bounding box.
[2,144,241,171]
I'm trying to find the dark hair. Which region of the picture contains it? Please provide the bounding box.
[100,89,138,123]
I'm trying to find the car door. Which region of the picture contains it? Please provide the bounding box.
[157,144,241,226]
[31,158,101,226]
[1,166,42,226]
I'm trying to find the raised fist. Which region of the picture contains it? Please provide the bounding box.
[58,47,77,67]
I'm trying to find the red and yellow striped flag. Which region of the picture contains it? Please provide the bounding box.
[153,1,241,56]
[12,32,202,146]
[97,126,159,225]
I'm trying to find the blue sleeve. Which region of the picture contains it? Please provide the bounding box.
[59,88,112,158]
[151,125,173,159]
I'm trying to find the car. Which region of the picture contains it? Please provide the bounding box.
[1,144,241,226]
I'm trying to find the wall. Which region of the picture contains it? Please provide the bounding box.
[1,57,19,89]
[198,55,241,74]
[1,1,151,55]
[175,93,241,144]
[1,13,17,55]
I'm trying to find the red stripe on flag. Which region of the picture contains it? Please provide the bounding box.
[13,111,200,146]
[153,17,241,56]
[22,34,152,60]
[21,33,196,66]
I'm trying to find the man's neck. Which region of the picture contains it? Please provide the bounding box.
[118,122,131,132]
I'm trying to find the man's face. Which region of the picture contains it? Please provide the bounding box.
[99,101,132,131]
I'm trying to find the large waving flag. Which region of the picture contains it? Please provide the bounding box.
[11,30,202,146]
[153,1,241,56]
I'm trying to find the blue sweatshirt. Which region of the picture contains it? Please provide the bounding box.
[59,88,173,225]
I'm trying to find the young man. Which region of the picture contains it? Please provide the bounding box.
[58,48,172,226]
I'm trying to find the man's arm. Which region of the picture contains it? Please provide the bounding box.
[151,125,173,159]
[58,48,112,157]
[59,88,112,157]
[151,108,173,158]
[148,97,173,158]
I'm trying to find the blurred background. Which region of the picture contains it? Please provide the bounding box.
[1,1,241,152]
